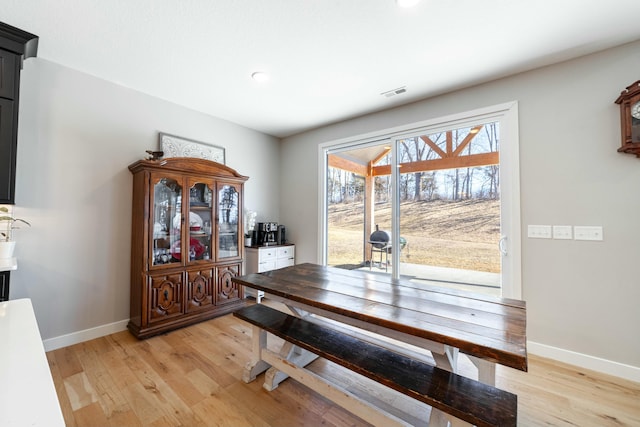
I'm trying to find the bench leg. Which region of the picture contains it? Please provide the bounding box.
[263,342,319,391]
[242,325,271,383]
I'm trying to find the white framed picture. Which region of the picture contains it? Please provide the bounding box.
[159,132,225,164]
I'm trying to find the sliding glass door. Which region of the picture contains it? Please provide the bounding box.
[325,140,391,269]
[395,123,502,295]
[321,103,521,298]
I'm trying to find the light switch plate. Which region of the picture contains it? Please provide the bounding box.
[528,225,552,239]
[552,225,572,240]
[574,226,603,241]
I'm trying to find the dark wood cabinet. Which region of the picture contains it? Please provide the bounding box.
[128,157,248,338]
[0,49,16,99]
[0,271,9,302]
[0,22,38,204]
[0,97,16,201]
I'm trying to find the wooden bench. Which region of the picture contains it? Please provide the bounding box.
[234,304,517,427]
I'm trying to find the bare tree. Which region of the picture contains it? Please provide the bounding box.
[421,172,437,200]
[483,123,500,199]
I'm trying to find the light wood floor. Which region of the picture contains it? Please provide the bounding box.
[47,306,640,426]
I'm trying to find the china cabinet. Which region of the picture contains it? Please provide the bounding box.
[128,157,248,338]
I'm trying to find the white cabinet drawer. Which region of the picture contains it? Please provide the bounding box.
[257,260,277,272]
[258,248,277,262]
[276,258,295,269]
[277,246,294,259]
[245,244,295,303]
[246,244,295,274]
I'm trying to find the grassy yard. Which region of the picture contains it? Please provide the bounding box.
[328,199,500,273]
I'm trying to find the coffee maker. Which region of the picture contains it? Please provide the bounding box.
[256,222,278,246]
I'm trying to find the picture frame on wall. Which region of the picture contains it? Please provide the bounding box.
[159,132,225,164]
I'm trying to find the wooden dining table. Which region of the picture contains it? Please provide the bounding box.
[232,262,527,388]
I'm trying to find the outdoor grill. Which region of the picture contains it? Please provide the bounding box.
[369,226,390,249]
[368,225,407,272]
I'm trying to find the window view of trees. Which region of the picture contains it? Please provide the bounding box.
[327,123,500,205]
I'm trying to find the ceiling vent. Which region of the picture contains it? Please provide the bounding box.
[381,86,407,98]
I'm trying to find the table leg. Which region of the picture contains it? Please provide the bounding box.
[432,345,459,373]
[285,305,309,318]
[429,408,473,427]
[467,355,496,386]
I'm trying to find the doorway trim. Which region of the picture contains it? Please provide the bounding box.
[319,101,521,298]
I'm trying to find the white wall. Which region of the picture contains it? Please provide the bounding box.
[280,40,640,378]
[11,58,280,345]
[9,40,640,379]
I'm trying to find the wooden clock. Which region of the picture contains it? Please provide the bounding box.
[615,80,640,156]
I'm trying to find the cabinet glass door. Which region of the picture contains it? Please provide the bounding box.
[151,176,182,266]
[217,183,241,260]
[187,180,213,262]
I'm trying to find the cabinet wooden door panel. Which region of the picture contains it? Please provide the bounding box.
[186,268,214,313]
[0,49,16,100]
[216,263,241,305]
[148,272,184,324]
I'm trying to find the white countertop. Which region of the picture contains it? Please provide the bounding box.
[0,298,65,426]
[0,257,17,272]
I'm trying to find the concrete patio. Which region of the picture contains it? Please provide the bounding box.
[358,262,501,297]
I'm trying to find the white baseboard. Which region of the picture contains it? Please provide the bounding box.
[528,341,640,383]
[43,319,129,352]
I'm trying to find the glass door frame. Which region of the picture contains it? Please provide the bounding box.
[323,138,392,268]
[319,102,522,299]
[149,171,184,270]
[215,180,243,262]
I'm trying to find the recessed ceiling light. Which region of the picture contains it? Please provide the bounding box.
[251,71,270,82]
[396,0,420,7]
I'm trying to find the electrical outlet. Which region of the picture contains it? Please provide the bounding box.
[552,225,572,240]
[528,225,552,239]
[574,226,603,241]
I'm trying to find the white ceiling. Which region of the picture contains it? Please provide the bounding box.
[5,0,640,138]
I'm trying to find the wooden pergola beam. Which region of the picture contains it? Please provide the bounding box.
[372,152,499,176]
[452,125,483,157]
[328,154,368,176]
[371,147,391,166]
[420,136,447,159]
